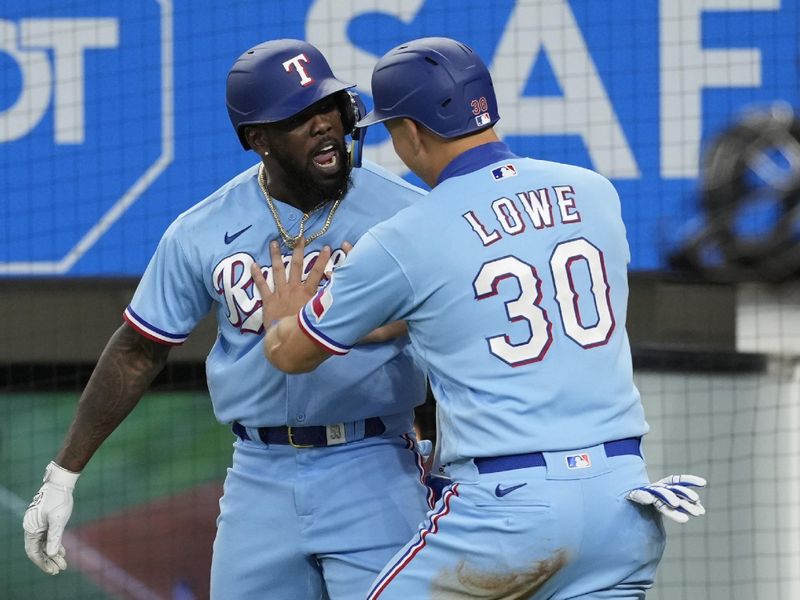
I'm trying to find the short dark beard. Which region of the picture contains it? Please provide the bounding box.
[270,143,352,211]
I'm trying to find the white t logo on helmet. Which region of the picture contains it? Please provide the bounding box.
[282,53,314,87]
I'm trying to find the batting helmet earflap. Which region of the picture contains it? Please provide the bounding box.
[357,37,499,138]
[226,39,358,150]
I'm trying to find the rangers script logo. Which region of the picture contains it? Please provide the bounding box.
[212,248,345,334]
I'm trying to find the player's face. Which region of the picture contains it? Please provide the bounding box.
[265,95,352,210]
[385,119,413,163]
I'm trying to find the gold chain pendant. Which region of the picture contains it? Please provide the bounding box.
[258,164,341,249]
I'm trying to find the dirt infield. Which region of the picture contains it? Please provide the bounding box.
[72,481,223,600]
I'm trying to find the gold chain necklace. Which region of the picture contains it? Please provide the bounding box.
[258,163,342,249]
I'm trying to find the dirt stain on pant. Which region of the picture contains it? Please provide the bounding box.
[431,549,568,600]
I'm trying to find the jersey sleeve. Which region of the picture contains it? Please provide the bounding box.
[299,231,414,355]
[124,221,212,345]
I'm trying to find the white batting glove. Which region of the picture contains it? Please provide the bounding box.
[23,462,80,575]
[626,474,707,524]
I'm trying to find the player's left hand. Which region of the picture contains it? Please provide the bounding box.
[626,474,707,524]
[251,237,332,324]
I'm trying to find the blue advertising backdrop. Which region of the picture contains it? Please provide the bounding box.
[1,0,798,276]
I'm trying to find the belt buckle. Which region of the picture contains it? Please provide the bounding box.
[287,426,313,448]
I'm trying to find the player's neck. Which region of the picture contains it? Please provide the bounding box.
[425,128,501,188]
[267,179,317,213]
[261,164,331,213]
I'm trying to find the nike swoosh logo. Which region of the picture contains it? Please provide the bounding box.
[224,225,252,244]
[495,483,528,498]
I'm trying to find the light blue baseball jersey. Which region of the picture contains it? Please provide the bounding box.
[124,159,427,427]
[301,142,648,464]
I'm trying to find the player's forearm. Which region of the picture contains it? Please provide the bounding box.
[55,323,171,472]
[265,316,330,374]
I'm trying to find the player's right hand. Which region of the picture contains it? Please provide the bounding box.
[23,462,80,575]
[626,474,707,524]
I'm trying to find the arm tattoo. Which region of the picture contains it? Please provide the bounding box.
[55,323,172,472]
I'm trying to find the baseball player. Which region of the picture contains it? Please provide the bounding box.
[22,37,702,599]
[251,37,705,599]
[22,39,433,599]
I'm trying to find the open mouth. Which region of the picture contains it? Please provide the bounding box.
[312,143,340,174]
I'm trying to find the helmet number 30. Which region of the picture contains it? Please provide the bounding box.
[472,238,615,367]
[470,97,489,115]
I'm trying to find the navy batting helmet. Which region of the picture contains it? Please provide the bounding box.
[226,39,358,150]
[357,37,499,138]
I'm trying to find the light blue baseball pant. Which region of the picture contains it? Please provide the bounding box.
[211,432,432,599]
[367,441,666,599]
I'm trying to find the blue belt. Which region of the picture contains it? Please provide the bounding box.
[474,437,642,474]
[231,417,385,448]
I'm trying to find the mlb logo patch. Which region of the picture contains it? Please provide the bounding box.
[491,164,518,180]
[475,112,491,127]
[311,285,333,323]
[566,453,591,469]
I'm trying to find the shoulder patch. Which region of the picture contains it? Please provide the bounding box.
[311,284,333,323]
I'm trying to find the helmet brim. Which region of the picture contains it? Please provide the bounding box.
[355,109,394,129]
[268,78,355,124]
[235,79,354,149]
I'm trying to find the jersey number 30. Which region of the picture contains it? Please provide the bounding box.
[473,238,615,367]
